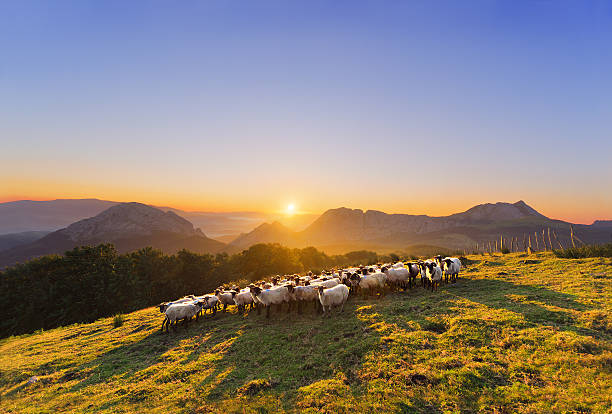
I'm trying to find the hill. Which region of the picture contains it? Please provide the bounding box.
[231,201,612,252]
[0,253,610,413]
[0,203,226,268]
[0,231,50,252]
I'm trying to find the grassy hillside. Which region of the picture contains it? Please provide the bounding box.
[1,253,610,413]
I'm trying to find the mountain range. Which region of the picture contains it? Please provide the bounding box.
[229,201,612,254]
[0,199,610,268]
[0,203,225,268]
[0,199,317,238]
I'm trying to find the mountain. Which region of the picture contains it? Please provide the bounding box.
[230,201,612,253]
[0,199,119,234]
[0,231,50,252]
[230,221,295,249]
[0,199,318,238]
[0,203,226,268]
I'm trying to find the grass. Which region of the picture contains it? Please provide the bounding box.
[0,252,611,413]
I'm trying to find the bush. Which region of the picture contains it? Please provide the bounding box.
[113,314,125,328]
[553,244,612,259]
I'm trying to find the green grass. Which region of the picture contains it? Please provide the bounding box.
[1,253,611,413]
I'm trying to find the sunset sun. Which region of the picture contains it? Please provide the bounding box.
[286,203,295,215]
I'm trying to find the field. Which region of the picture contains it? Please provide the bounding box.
[1,253,610,413]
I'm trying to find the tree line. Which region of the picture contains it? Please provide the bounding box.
[0,243,382,338]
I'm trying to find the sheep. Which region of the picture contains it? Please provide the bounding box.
[355,268,386,297]
[423,261,443,291]
[249,285,290,318]
[317,284,350,316]
[310,278,339,289]
[161,301,204,332]
[200,295,219,316]
[405,262,421,289]
[382,265,410,291]
[442,257,461,283]
[215,289,236,312]
[232,288,255,314]
[158,296,197,313]
[287,284,319,314]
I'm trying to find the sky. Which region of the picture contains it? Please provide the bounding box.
[1,0,611,224]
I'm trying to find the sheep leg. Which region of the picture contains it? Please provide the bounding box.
[266,305,270,319]
[223,303,227,313]
[298,301,303,315]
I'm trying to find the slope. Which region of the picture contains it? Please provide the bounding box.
[1,253,610,413]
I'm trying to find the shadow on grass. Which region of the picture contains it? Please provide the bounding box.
[61,303,380,411]
[67,316,230,393]
[182,301,381,410]
[448,278,594,336]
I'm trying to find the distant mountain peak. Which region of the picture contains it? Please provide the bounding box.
[62,202,200,242]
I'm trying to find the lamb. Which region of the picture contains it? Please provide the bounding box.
[161,301,203,332]
[232,289,255,313]
[442,257,461,283]
[317,284,350,316]
[249,285,290,318]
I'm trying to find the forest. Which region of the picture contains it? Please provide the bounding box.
[0,243,382,338]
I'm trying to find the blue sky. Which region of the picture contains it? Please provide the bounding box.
[1,1,611,223]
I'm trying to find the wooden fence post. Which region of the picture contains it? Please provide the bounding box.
[547,228,553,252]
[553,230,563,249]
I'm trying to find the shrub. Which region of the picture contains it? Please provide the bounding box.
[553,244,612,259]
[113,314,125,328]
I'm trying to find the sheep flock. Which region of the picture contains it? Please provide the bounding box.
[158,255,462,332]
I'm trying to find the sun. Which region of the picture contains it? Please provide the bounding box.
[286,204,295,215]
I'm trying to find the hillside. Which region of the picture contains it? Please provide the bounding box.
[0,231,50,252]
[231,201,612,252]
[0,203,226,268]
[1,253,610,413]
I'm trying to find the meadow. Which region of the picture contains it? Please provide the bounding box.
[1,252,610,413]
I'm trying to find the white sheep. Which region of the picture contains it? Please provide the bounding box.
[442,257,461,283]
[249,285,290,318]
[287,284,319,314]
[382,265,410,291]
[232,288,255,313]
[310,278,339,289]
[355,269,386,297]
[423,262,443,291]
[317,284,350,316]
[162,301,203,332]
[215,289,236,312]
